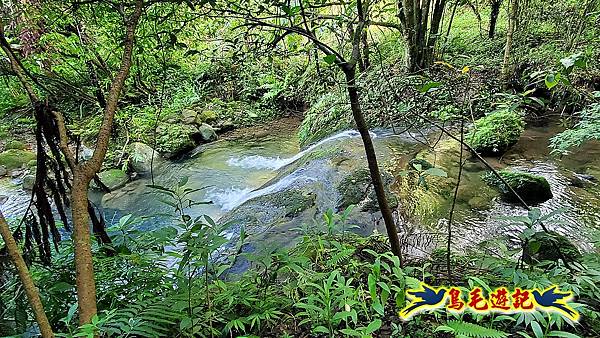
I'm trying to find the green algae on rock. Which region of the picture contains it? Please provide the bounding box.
[483,170,553,204]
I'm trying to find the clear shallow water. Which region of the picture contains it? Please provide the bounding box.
[2,123,599,254]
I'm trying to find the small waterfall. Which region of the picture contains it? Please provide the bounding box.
[227,130,376,170]
[207,168,317,211]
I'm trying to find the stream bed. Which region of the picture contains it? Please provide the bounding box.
[1,122,599,255]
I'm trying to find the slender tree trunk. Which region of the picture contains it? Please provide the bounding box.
[71,174,98,324]
[489,0,502,38]
[343,67,403,263]
[501,0,518,83]
[0,212,54,338]
[69,2,144,325]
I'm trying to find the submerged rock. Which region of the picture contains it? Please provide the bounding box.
[128,142,163,174]
[22,175,35,190]
[483,170,552,204]
[524,231,581,263]
[466,110,525,156]
[337,168,398,212]
[0,149,36,170]
[94,169,129,191]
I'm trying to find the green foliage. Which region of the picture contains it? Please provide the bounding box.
[435,320,508,338]
[0,149,36,170]
[550,100,600,154]
[467,110,525,156]
[298,92,350,146]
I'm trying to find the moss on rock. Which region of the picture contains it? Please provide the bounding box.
[94,169,129,191]
[0,149,36,170]
[5,140,27,150]
[483,170,552,204]
[337,168,398,212]
[524,231,581,263]
[466,110,525,156]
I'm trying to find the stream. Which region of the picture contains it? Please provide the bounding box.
[1,122,599,255]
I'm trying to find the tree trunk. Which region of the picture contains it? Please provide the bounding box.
[489,0,502,38]
[342,67,403,263]
[501,0,518,83]
[399,0,447,71]
[71,174,98,325]
[0,212,54,338]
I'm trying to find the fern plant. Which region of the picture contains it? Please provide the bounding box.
[435,320,508,338]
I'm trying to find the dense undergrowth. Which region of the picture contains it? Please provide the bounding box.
[2,182,600,337]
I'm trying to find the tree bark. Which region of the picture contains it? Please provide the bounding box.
[343,67,403,263]
[69,1,144,325]
[0,212,54,338]
[501,0,518,83]
[489,0,502,38]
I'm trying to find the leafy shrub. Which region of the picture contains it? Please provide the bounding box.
[550,101,600,154]
[467,110,525,156]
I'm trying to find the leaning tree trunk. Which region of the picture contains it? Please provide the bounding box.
[0,212,54,338]
[501,0,518,83]
[489,0,503,38]
[342,66,403,263]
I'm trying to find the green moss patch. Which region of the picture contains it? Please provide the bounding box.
[483,170,553,204]
[0,149,36,170]
[467,110,525,156]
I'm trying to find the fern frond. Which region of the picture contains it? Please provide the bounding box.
[445,320,508,338]
[105,299,181,337]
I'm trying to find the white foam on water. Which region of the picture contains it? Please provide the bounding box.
[207,171,317,211]
[227,129,376,170]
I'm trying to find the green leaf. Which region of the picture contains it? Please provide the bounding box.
[531,321,543,338]
[365,319,382,334]
[418,81,441,93]
[545,73,561,89]
[547,331,582,338]
[424,167,448,177]
[323,54,336,65]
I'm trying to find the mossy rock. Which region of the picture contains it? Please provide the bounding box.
[0,149,36,170]
[337,168,398,212]
[155,123,199,156]
[5,140,27,150]
[93,169,129,191]
[195,110,218,125]
[524,231,581,263]
[483,170,552,204]
[298,92,352,146]
[466,110,525,156]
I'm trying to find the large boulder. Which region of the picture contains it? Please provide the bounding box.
[198,123,218,143]
[483,170,553,204]
[180,109,198,125]
[0,165,6,177]
[128,142,163,174]
[0,149,36,170]
[93,169,129,191]
[155,123,199,157]
[524,231,581,263]
[466,110,525,156]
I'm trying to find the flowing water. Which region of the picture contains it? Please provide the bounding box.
[1,122,599,254]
